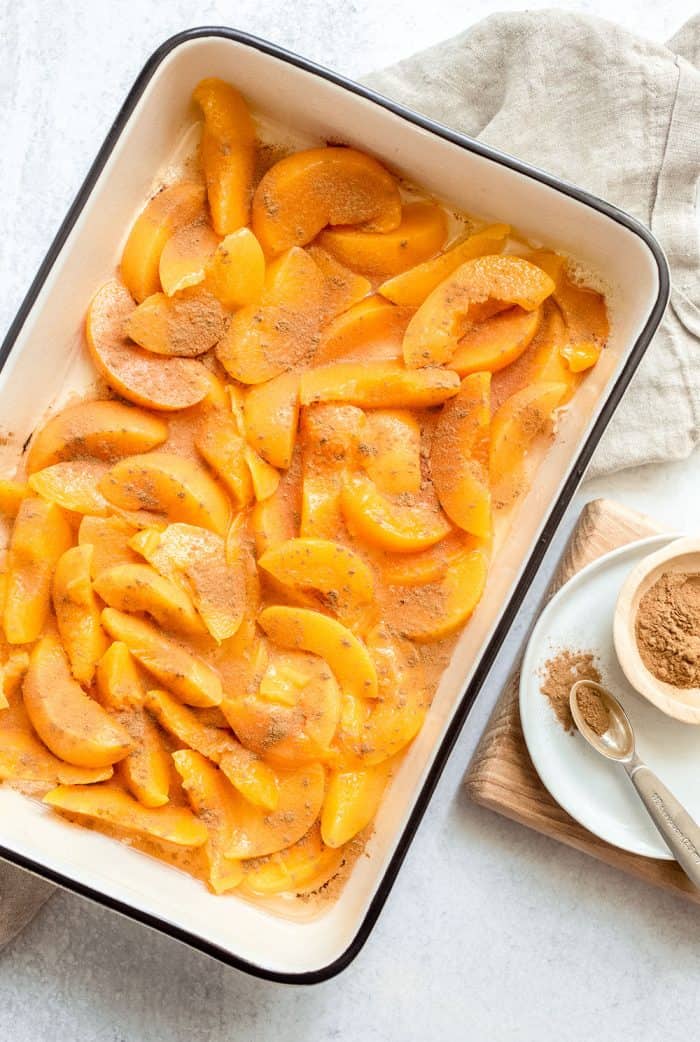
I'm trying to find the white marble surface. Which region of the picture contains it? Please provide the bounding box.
[2,1,700,1039]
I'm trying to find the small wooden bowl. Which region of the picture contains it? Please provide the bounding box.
[614,536,700,724]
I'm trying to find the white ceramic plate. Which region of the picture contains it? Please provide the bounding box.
[520,533,700,859]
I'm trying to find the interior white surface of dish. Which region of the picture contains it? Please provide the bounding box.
[0,36,662,976]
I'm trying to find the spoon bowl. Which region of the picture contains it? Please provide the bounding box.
[569,679,635,761]
[613,535,700,724]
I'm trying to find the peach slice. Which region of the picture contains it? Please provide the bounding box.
[378,530,472,587]
[223,650,341,766]
[318,202,448,278]
[299,362,460,410]
[95,640,144,710]
[121,182,205,303]
[195,408,253,510]
[341,474,450,552]
[431,372,491,539]
[394,547,488,642]
[146,688,277,811]
[299,404,366,541]
[52,544,109,685]
[244,447,280,501]
[362,409,421,495]
[259,605,378,700]
[225,762,325,859]
[259,538,375,615]
[0,480,28,517]
[193,78,255,236]
[94,563,205,637]
[0,728,113,786]
[216,247,326,384]
[321,761,391,847]
[159,220,220,296]
[0,649,29,708]
[86,280,211,411]
[251,459,301,557]
[307,245,371,319]
[252,147,402,255]
[205,227,265,310]
[23,634,132,767]
[450,306,542,376]
[29,460,111,516]
[101,608,223,707]
[172,750,244,894]
[313,295,412,366]
[243,371,300,470]
[100,452,231,536]
[130,523,244,643]
[27,400,168,475]
[126,288,228,358]
[402,255,555,368]
[240,824,343,897]
[78,515,140,578]
[555,276,609,373]
[4,498,73,644]
[379,223,510,306]
[490,382,568,504]
[44,783,208,847]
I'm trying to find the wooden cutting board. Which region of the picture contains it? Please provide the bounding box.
[465,497,700,904]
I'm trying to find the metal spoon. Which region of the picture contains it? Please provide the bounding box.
[570,679,700,887]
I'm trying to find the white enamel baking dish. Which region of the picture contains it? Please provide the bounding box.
[0,28,668,982]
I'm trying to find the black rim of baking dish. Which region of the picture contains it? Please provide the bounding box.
[0,26,670,985]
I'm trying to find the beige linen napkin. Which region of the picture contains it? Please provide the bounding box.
[364,10,700,476]
[1,9,698,950]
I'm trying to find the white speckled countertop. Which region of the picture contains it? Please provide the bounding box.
[2,2,700,1039]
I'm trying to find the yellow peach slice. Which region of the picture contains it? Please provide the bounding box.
[0,480,27,517]
[313,295,412,366]
[195,408,252,510]
[321,761,392,847]
[402,255,555,368]
[259,538,374,617]
[94,562,206,636]
[193,78,255,236]
[300,362,460,410]
[240,824,343,897]
[23,634,132,767]
[244,446,280,501]
[362,409,421,495]
[556,276,609,373]
[252,147,402,255]
[307,245,371,319]
[100,452,231,536]
[121,182,206,303]
[86,281,211,411]
[225,762,325,859]
[490,382,568,503]
[450,306,541,376]
[4,498,72,644]
[341,474,450,552]
[394,547,488,642]
[431,372,491,539]
[205,227,266,310]
[27,400,168,475]
[243,371,300,470]
[259,605,377,700]
[251,465,300,557]
[159,220,220,296]
[378,531,472,587]
[29,460,111,516]
[96,640,144,710]
[44,783,207,846]
[125,288,228,358]
[52,544,109,685]
[0,649,29,708]
[299,404,367,541]
[101,608,223,707]
[130,523,244,643]
[223,650,341,766]
[319,202,448,277]
[0,729,113,786]
[172,750,244,893]
[78,515,140,578]
[216,247,326,384]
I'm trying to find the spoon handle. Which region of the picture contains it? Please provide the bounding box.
[625,758,700,888]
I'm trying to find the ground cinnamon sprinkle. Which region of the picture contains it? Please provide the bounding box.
[540,649,601,732]
[636,571,700,687]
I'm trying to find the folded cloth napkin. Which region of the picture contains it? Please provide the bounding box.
[363,10,700,476]
[1,9,698,951]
